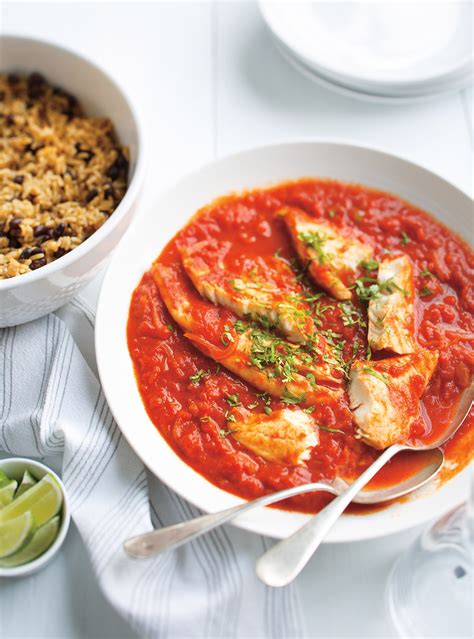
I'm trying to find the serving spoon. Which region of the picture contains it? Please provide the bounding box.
[124,448,443,560]
[256,381,473,587]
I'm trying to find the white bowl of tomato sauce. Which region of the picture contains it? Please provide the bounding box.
[96,141,473,542]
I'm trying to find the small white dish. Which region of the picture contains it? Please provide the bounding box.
[0,35,146,327]
[95,140,472,543]
[260,1,473,96]
[0,457,70,578]
[273,34,473,105]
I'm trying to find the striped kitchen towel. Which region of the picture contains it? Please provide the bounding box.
[0,300,305,639]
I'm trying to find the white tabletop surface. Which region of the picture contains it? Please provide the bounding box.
[0,2,472,638]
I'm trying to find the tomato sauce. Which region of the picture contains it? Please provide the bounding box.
[127,179,474,514]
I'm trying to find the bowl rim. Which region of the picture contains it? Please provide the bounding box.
[0,33,147,291]
[95,138,473,543]
[0,456,71,577]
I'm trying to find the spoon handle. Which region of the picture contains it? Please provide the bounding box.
[256,444,403,587]
[124,481,334,559]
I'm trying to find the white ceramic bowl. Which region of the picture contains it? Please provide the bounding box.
[96,141,473,542]
[0,457,70,577]
[0,35,146,327]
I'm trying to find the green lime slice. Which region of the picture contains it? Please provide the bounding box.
[0,512,34,558]
[0,475,62,527]
[0,469,10,489]
[15,470,37,498]
[0,481,18,509]
[0,515,60,567]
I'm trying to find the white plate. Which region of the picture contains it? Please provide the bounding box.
[260,1,473,93]
[96,141,473,542]
[273,34,473,104]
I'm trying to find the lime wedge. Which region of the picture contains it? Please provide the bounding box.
[0,515,60,567]
[0,512,34,558]
[0,475,62,527]
[15,470,37,498]
[0,481,18,508]
[0,469,10,489]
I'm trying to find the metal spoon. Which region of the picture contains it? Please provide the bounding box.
[256,382,473,587]
[124,447,443,559]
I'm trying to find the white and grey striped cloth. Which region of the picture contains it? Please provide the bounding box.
[0,299,305,639]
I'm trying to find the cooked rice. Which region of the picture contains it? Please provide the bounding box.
[0,72,128,279]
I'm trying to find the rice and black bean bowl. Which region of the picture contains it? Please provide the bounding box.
[0,72,128,279]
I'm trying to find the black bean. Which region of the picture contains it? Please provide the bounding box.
[5,115,15,126]
[74,143,95,164]
[0,222,5,236]
[33,224,51,238]
[27,194,36,204]
[8,238,21,249]
[85,188,98,203]
[52,223,66,239]
[12,175,24,185]
[24,143,44,156]
[104,185,115,199]
[54,247,69,259]
[29,256,46,270]
[107,151,128,181]
[27,72,46,99]
[19,246,43,260]
[106,163,119,181]
[9,217,22,230]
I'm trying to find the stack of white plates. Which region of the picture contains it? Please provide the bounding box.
[259,1,473,103]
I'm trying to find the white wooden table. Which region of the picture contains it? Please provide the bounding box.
[1,2,472,638]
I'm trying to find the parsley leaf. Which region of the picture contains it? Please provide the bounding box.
[400,231,411,245]
[361,366,389,385]
[319,425,344,434]
[189,369,210,384]
[281,389,306,405]
[298,230,328,265]
[359,258,379,271]
[420,286,434,298]
[225,393,241,407]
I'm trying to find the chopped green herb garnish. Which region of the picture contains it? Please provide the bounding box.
[229,279,244,291]
[233,319,247,334]
[420,267,435,278]
[166,323,175,332]
[281,389,306,405]
[328,209,336,219]
[247,402,258,410]
[352,341,360,359]
[362,366,389,384]
[219,428,236,438]
[319,426,344,434]
[355,210,365,222]
[306,372,316,385]
[366,342,372,360]
[400,231,411,245]
[221,325,235,346]
[189,369,210,384]
[359,258,379,271]
[225,393,240,407]
[352,276,408,303]
[263,405,272,415]
[298,230,328,265]
[303,406,316,414]
[420,286,434,298]
[339,301,367,328]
